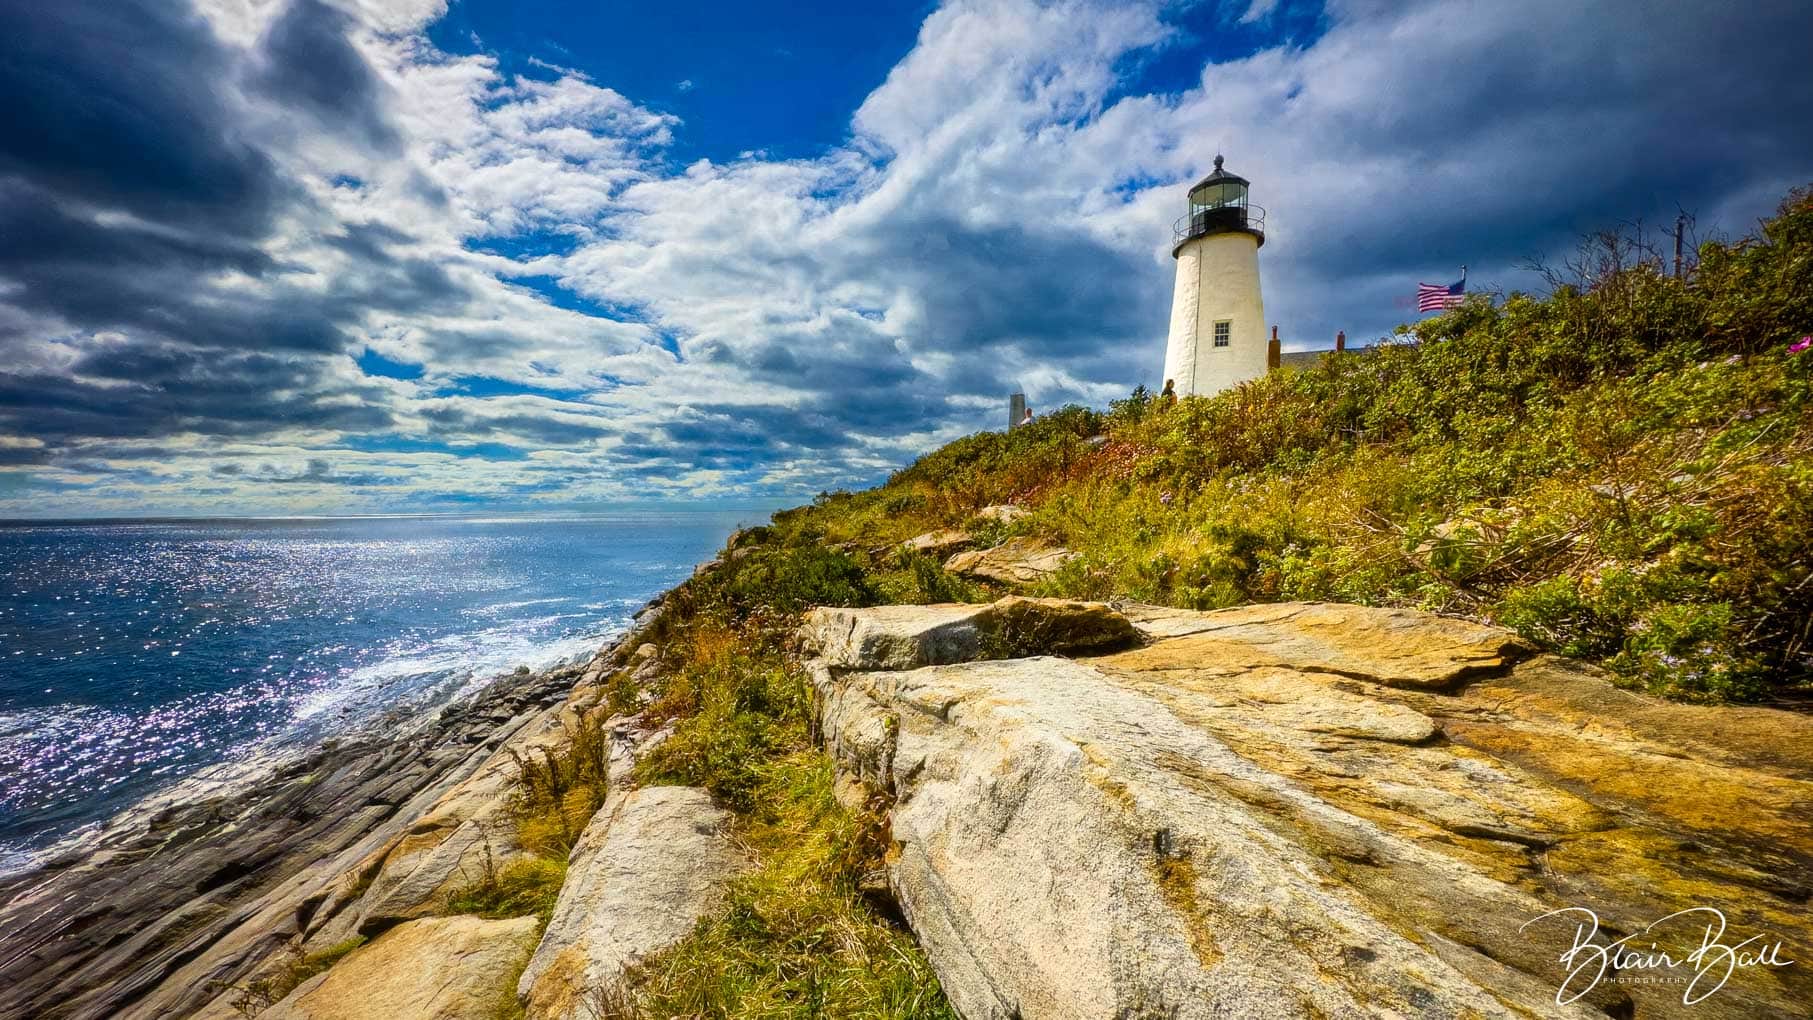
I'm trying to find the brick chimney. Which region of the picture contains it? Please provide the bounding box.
[1267,325,1281,370]
[1335,330,1346,353]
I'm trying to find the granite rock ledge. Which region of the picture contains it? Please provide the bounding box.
[806,599,1813,1020]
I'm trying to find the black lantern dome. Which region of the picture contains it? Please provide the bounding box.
[1173,155,1265,254]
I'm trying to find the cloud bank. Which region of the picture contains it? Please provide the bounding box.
[1,0,1809,515]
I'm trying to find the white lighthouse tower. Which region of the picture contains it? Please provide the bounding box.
[1163,155,1267,397]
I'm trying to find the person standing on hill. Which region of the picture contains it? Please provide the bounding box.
[1159,379,1177,407]
[1019,405,1034,427]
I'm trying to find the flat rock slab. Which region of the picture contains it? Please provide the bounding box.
[1120,600,1528,688]
[803,596,1137,670]
[814,601,1813,1020]
[518,786,748,1020]
[901,528,973,558]
[944,537,1074,584]
[263,914,538,1020]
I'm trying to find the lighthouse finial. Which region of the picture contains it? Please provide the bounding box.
[1213,154,1224,171]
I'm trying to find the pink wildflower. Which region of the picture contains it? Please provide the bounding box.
[1791,336,1813,354]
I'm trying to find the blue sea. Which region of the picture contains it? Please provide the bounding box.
[0,512,751,872]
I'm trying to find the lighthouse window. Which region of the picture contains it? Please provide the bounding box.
[1213,320,1231,347]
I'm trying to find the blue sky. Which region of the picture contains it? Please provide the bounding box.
[427,1,937,165]
[1,0,1810,516]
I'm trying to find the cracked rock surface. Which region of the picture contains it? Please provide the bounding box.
[808,600,1813,1020]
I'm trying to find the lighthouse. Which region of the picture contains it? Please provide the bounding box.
[1162,155,1267,397]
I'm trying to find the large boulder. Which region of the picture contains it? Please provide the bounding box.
[517,787,748,1020]
[802,597,1137,671]
[813,601,1813,1020]
[802,603,989,670]
[943,537,1074,585]
[262,915,538,1020]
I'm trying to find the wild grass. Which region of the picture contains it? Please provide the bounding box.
[589,754,956,1020]
[444,851,568,923]
[507,713,612,856]
[442,713,611,928]
[868,549,988,605]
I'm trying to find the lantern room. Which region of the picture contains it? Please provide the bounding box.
[1173,154,1265,254]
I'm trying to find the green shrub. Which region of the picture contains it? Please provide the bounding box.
[872,551,985,605]
[445,855,568,922]
[712,544,879,617]
[635,642,811,812]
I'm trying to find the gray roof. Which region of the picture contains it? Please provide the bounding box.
[1276,345,1373,371]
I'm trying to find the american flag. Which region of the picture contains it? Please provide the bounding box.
[1417,278,1467,312]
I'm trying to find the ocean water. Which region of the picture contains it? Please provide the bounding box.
[0,512,750,872]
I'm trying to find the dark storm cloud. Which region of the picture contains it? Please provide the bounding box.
[419,405,615,447]
[0,0,483,478]
[0,0,286,238]
[256,457,397,486]
[255,0,402,152]
[0,349,393,444]
[879,219,1161,359]
[1255,0,1813,347]
[704,324,918,396]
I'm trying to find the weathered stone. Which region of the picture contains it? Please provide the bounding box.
[802,603,989,670]
[263,915,537,1020]
[346,697,592,934]
[1119,600,1528,689]
[901,528,973,558]
[813,601,1813,1020]
[973,504,1027,523]
[633,643,658,662]
[984,595,1140,658]
[801,597,1137,670]
[518,787,748,1020]
[943,537,1075,584]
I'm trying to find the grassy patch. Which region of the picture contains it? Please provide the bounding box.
[869,549,988,606]
[601,754,956,1020]
[507,713,612,856]
[444,854,568,923]
[581,534,956,1016]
